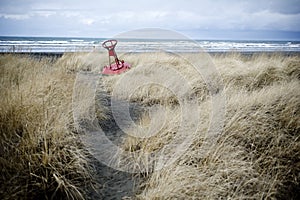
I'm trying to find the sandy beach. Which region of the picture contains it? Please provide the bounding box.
[1,51,299,199]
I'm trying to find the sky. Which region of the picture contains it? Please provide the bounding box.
[0,0,300,40]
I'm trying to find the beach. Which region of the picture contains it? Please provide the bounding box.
[1,50,299,199]
[1,36,300,53]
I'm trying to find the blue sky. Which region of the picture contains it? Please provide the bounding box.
[0,0,300,40]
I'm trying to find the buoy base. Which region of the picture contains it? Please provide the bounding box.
[102,62,130,75]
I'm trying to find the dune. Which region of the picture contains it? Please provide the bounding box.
[0,52,299,199]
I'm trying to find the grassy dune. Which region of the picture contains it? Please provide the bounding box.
[0,54,95,199]
[103,52,300,199]
[0,52,299,199]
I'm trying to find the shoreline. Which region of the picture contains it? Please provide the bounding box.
[1,51,300,58]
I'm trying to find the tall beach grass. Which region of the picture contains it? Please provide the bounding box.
[0,52,299,199]
[0,54,97,199]
[114,52,300,199]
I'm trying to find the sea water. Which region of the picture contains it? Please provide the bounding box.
[0,36,299,53]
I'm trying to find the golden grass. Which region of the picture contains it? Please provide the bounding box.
[1,52,299,199]
[135,80,299,199]
[0,54,95,199]
[116,52,300,199]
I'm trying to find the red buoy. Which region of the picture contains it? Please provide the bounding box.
[101,39,130,75]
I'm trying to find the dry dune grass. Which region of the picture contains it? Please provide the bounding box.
[0,54,95,199]
[114,52,300,199]
[0,52,299,199]
[101,52,211,105]
[135,80,299,199]
[214,52,300,90]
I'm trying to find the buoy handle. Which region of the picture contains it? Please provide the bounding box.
[102,39,118,50]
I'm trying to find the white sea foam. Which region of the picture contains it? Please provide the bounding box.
[0,37,299,53]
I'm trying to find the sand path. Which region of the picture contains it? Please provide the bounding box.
[88,99,144,200]
[73,72,144,199]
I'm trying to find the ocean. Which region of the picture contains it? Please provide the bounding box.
[0,36,300,53]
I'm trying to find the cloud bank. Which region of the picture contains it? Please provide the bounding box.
[0,0,299,39]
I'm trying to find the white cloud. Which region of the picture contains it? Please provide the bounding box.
[80,18,95,25]
[0,14,31,20]
[0,0,299,38]
[235,10,300,31]
[60,11,81,18]
[33,10,56,18]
